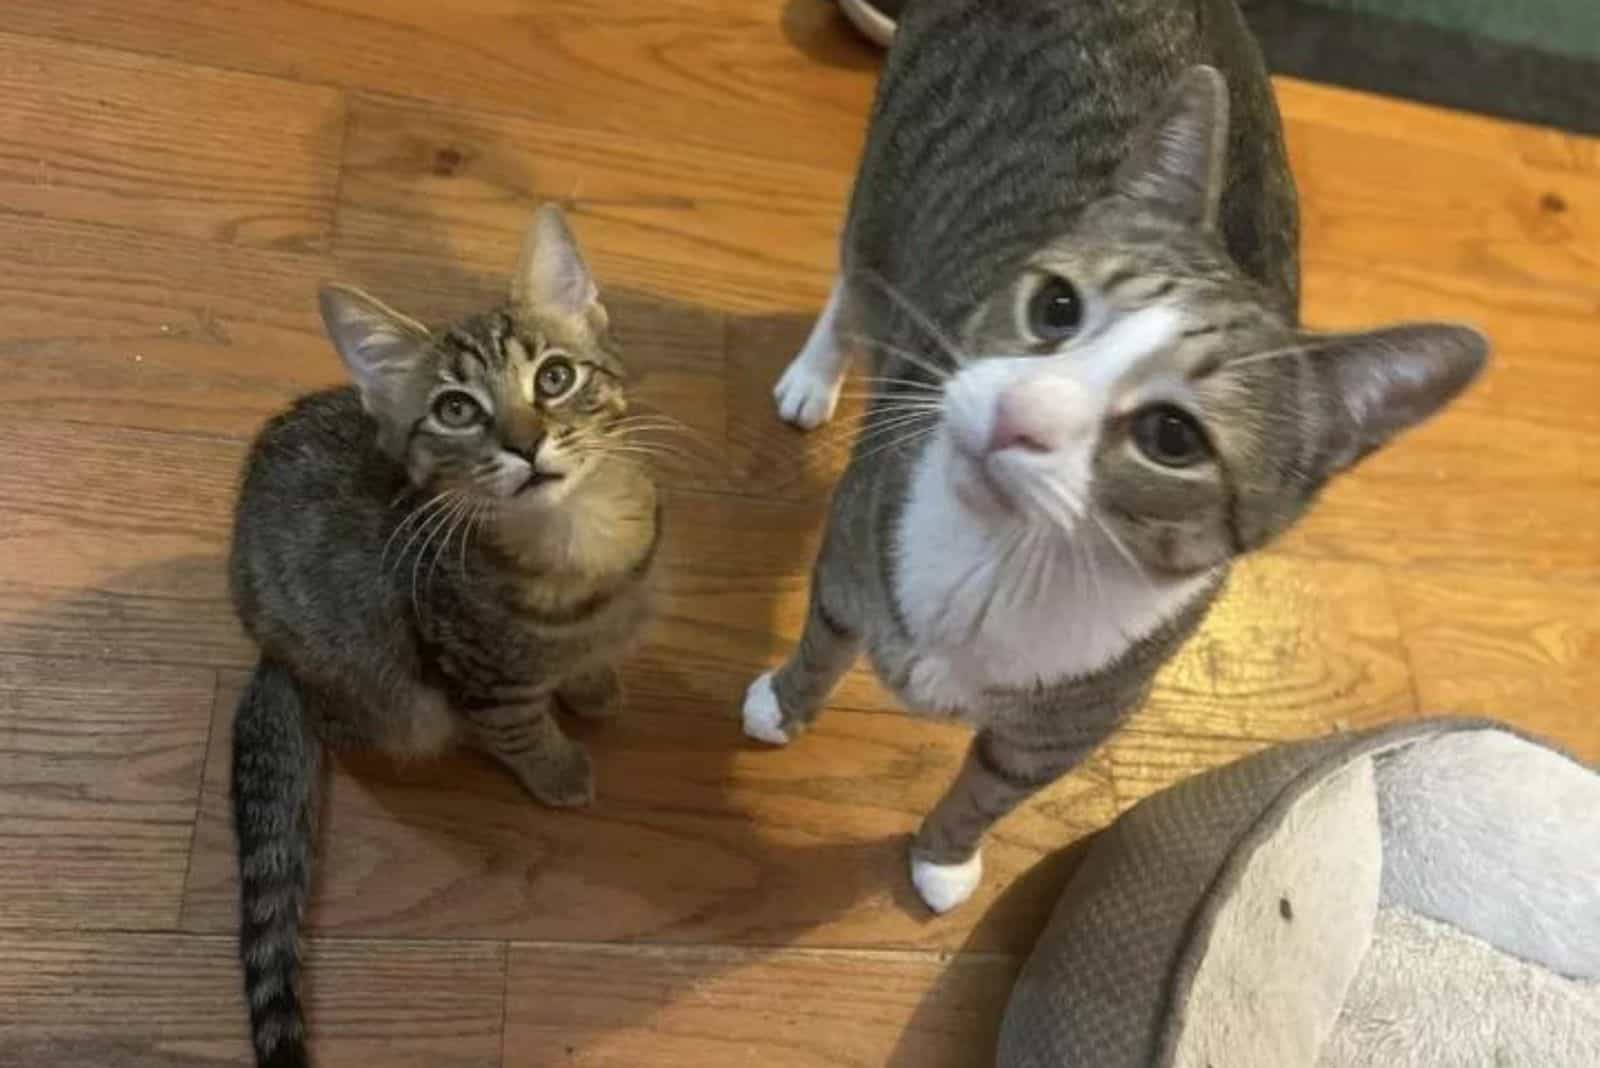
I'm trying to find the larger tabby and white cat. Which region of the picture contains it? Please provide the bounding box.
[743,0,1487,914]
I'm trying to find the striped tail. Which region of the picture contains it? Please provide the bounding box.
[231,659,321,1068]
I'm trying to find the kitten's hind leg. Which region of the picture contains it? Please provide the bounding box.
[743,583,860,745]
[556,665,622,721]
[773,278,852,430]
[466,697,594,808]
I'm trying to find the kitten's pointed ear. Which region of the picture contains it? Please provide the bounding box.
[1115,65,1230,229]
[511,204,599,317]
[318,284,431,420]
[1308,323,1489,472]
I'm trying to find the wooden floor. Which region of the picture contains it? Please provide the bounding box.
[0,2,1596,1065]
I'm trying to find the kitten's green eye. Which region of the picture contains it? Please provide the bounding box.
[431,390,485,430]
[1132,404,1209,468]
[536,356,578,400]
[1027,275,1084,343]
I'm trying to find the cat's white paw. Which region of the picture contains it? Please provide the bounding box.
[773,357,843,430]
[911,850,984,914]
[741,672,791,746]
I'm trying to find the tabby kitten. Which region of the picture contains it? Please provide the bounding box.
[229,206,659,1067]
[743,0,1487,914]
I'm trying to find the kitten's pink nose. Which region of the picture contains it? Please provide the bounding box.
[988,376,1093,455]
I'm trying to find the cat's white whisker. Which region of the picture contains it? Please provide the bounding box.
[1221,341,1319,370]
[843,329,956,384]
[848,268,970,372]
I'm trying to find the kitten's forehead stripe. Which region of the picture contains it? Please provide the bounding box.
[503,335,531,367]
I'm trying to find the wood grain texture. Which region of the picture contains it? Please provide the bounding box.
[182,665,1114,954]
[1269,80,1600,581]
[0,31,342,252]
[1140,555,1415,739]
[0,4,1597,1065]
[0,656,212,928]
[0,0,880,172]
[1389,570,1600,763]
[0,933,504,1067]
[335,91,844,313]
[505,943,1017,1068]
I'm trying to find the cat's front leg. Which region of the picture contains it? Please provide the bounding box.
[773,277,852,430]
[910,729,1101,914]
[743,583,861,744]
[465,695,594,808]
[556,664,623,721]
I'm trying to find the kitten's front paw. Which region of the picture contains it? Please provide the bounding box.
[519,745,596,809]
[910,850,984,914]
[773,358,842,430]
[741,672,792,746]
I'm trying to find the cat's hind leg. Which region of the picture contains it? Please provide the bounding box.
[743,578,860,745]
[773,277,851,430]
[466,697,594,808]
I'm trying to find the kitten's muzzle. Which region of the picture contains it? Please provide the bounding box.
[517,470,564,494]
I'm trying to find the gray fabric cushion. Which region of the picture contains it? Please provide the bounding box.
[997,717,1501,1067]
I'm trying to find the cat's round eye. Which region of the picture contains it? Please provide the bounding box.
[536,356,578,400]
[431,390,485,430]
[1027,275,1084,343]
[1132,404,1209,468]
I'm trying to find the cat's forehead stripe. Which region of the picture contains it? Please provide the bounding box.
[1064,305,1184,391]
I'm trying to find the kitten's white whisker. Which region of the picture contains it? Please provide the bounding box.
[426,496,475,595]
[407,495,463,617]
[458,501,489,578]
[382,491,454,569]
[387,491,458,575]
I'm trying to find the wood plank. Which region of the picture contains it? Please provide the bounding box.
[1108,553,1416,807]
[0,211,730,459]
[0,656,212,928]
[0,31,342,252]
[1140,555,1415,738]
[1389,570,1600,763]
[1269,82,1600,580]
[335,92,845,314]
[181,664,1114,954]
[0,0,879,173]
[0,932,504,1067]
[1279,76,1600,174]
[0,213,333,438]
[505,943,1016,1068]
[723,309,878,503]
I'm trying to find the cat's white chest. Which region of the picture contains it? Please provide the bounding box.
[892,442,1209,710]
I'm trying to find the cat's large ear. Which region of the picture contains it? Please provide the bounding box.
[1114,65,1230,229]
[1306,323,1489,472]
[318,284,431,425]
[511,204,599,318]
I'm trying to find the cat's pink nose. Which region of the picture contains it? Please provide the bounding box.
[988,376,1093,455]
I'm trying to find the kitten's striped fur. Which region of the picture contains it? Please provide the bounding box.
[747,0,1486,912]
[230,208,658,1066]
